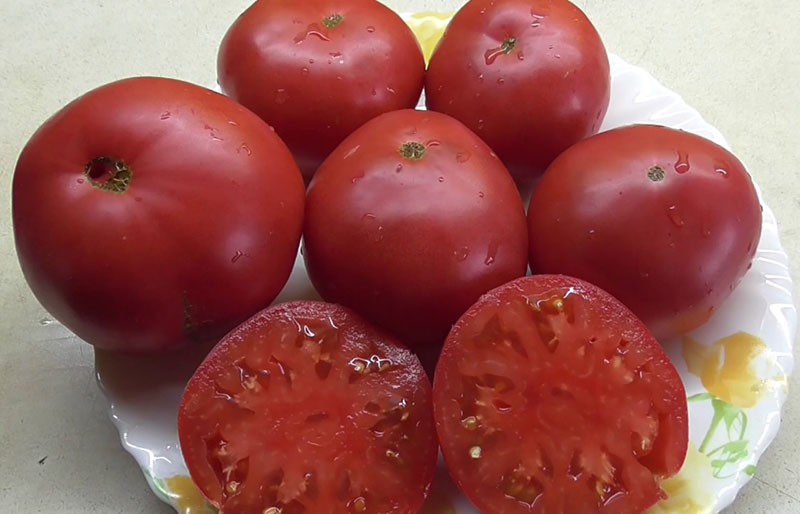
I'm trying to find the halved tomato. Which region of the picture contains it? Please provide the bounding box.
[433,275,688,514]
[178,301,438,514]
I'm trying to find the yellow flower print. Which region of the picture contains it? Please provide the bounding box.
[646,444,715,514]
[403,12,453,64]
[683,331,768,408]
[163,476,216,514]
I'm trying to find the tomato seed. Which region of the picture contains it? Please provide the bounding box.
[461,416,479,431]
[469,446,482,459]
[314,360,332,380]
[350,496,367,513]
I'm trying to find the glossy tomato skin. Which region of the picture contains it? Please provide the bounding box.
[12,77,305,353]
[434,274,688,514]
[218,0,426,180]
[527,124,762,341]
[425,0,610,193]
[302,109,529,351]
[178,300,438,514]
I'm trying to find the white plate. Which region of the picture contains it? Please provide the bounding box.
[94,14,796,514]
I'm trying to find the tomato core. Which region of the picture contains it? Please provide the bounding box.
[399,142,426,161]
[84,156,132,193]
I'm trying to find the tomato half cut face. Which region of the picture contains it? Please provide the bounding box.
[433,275,688,514]
[178,301,438,514]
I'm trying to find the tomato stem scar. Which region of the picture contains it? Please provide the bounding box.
[323,13,344,28]
[647,166,666,182]
[501,37,517,54]
[84,156,132,193]
[400,142,426,160]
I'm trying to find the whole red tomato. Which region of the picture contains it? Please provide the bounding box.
[12,77,306,353]
[425,0,610,193]
[302,109,529,351]
[218,0,426,181]
[434,274,688,514]
[528,124,763,341]
[179,300,438,514]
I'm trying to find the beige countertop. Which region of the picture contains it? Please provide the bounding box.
[1,1,797,512]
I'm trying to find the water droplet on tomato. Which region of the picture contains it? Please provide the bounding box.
[454,246,470,261]
[702,224,712,238]
[497,77,505,85]
[485,240,500,265]
[674,151,690,173]
[484,47,505,65]
[275,89,288,104]
[456,151,471,163]
[477,119,485,130]
[531,9,545,19]
[238,143,252,156]
[666,205,685,227]
[375,226,385,242]
[386,86,396,95]
[295,23,330,43]
[517,51,525,61]
[478,191,485,198]
[362,213,376,221]
[227,120,239,126]
[427,140,441,147]
[715,167,729,177]
[301,67,310,76]
[438,176,445,183]
[366,25,375,33]
[554,54,561,59]
[159,111,171,120]
[478,73,484,81]
[39,317,53,326]
[479,7,487,14]
[231,250,245,263]
[76,178,85,184]
[343,145,360,159]
[395,163,403,173]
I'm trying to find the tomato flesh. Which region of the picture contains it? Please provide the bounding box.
[178,301,438,514]
[433,275,688,514]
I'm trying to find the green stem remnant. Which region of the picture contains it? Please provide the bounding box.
[84,156,132,193]
[501,36,517,54]
[647,166,666,182]
[323,13,344,29]
[400,142,426,161]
